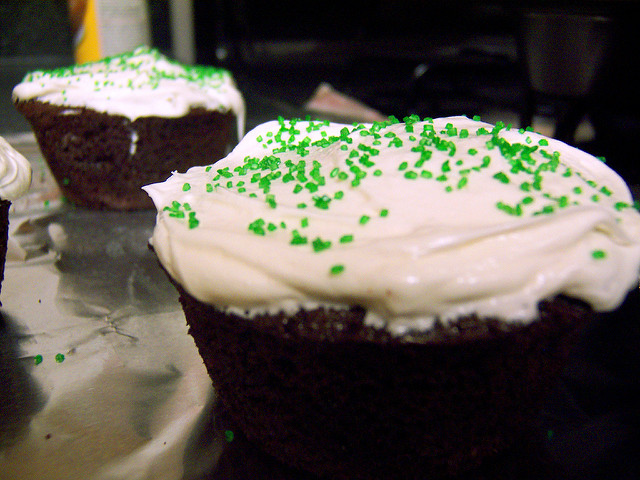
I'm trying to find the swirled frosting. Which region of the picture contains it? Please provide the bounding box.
[12,46,246,139]
[0,136,32,201]
[144,116,640,334]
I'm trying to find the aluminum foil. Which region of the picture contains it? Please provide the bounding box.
[0,136,222,480]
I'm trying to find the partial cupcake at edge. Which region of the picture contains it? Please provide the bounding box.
[0,136,32,297]
[12,46,245,210]
[144,115,640,479]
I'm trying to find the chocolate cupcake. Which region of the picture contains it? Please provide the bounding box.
[13,46,245,210]
[144,116,640,478]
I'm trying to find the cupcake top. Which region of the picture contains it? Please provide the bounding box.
[144,115,640,334]
[0,136,32,201]
[12,46,245,138]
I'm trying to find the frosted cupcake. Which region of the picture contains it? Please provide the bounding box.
[144,115,640,479]
[0,136,32,296]
[13,46,245,210]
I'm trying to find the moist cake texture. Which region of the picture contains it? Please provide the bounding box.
[13,47,245,210]
[144,115,640,478]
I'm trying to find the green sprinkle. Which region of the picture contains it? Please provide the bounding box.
[389,137,403,148]
[330,264,345,275]
[339,234,354,243]
[248,218,266,235]
[182,183,191,192]
[290,230,308,245]
[496,201,522,216]
[380,208,389,217]
[312,237,332,252]
[224,430,235,442]
[493,172,510,184]
[592,249,607,260]
[55,353,65,363]
[266,194,277,208]
[313,194,332,209]
[34,354,43,365]
[359,215,370,225]
[188,212,199,229]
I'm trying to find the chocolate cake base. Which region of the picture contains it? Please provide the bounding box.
[15,100,237,210]
[175,284,592,480]
[0,199,11,299]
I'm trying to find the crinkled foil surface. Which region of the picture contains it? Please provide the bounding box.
[0,136,223,480]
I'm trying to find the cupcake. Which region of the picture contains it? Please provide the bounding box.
[0,136,32,297]
[12,46,245,210]
[143,115,640,479]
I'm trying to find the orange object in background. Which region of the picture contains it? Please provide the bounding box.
[67,0,150,63]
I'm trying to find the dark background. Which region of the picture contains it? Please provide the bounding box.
[2,0,640,183]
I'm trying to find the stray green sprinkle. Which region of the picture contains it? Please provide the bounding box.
[55,353,65,363]
[592,249,607,260]
[330,264,345,275]
[359,215,370,225]
[493,171,510,184]
[188,212,199,229]
[339,234,354,243]
[34,354,43,365]
[224,430,235,442]
[312,237,332,252]
[182,183,191,191]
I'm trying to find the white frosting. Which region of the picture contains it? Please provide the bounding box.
[0,136,32,201]
[144,116,640,333]
[12,46,246,139]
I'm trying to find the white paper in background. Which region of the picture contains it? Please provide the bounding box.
[0,138,219,480]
